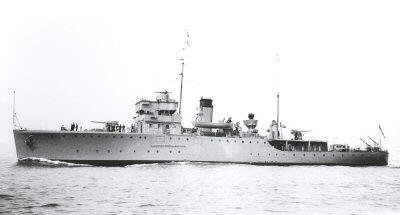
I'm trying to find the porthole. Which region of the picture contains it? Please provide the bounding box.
[186,138,189,141]
[332,154,335,157]
[257,153,259,156]
[90,135,93,138]
[139,136,142,139]
[234,140,236,143]
[156,150,159,153]
[147,150,150,153]
[107,150,110,153]
[227,140,229,142]
[76,149,79,153]
[62,135,65,138]
[121,136,123,138]
[313,154,316,157]
[96,150,99,153]
[303,154,306,156]
[130,136,132,139]
[97,135,100,138]
[169,150,172,153]
[250,153,252,155]
[133,150,136,152]
[268,153,271,156]
[257,141,259,144]
[293,154,296,156]
[323,154,325,157]
[264,142,266,144]
[211,139,213,142]
[178,137,180,140]
[74,134,77,137]
[276,153,278,156]
[242,141,244,143]
[105,135,108,138]
[83,135,86,137]
[120,150,122,153]
[219,139,221,142]
[144,136,147,140]
[283,154,285,156]
[249,141,252,143]
[113,136,116,138]
[342,154,344,157]
[170,137,172,140]
[178,151,181,153]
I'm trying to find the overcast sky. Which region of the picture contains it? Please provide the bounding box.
[0,0,399,161]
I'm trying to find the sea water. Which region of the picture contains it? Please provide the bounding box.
[1,156,400,215]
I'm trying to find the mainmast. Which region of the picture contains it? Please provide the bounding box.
[178,58,184,115]
[276,91,280,138]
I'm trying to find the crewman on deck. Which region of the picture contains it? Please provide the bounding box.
[71,123,75,131]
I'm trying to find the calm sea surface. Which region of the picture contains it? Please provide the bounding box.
[1,156,400,215]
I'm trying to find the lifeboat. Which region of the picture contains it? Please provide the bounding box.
[192,121,233,129]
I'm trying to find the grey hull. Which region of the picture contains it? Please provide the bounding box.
[14,130,389,166]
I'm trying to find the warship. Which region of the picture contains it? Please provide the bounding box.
[12,72,388,166]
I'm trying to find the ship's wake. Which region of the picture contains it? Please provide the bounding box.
[17,157,92,167]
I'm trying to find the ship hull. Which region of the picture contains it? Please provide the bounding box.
[14,130,389,166]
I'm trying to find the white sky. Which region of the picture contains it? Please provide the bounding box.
[0,0,399,161]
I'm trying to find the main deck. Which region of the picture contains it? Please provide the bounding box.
[14,129,388,166]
